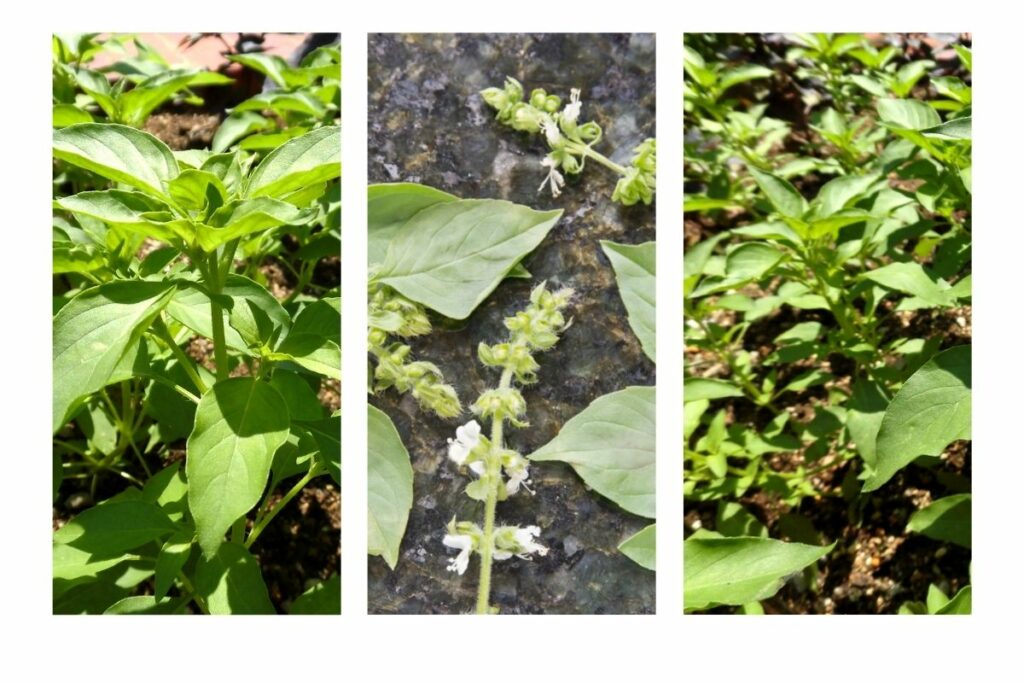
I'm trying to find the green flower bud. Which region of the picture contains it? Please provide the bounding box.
[481,86,506,107]
[503,77,524,103]
[465,477,493,502]
[390,344,411,364]
[478,342,512,367]
[368,328,388,347]
[611,167,655,206]
[399,308,432,337]
[543,94,561,113]
[414,379,462,418]
[472,387,527,425]
[529,88,548,108]
[631,138,656,173]
[577,121,602,143]
[508,343,540,383]
[510,102,544,133]
[549,147,581,175]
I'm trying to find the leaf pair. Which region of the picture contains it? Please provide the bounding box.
[54,124,340,252]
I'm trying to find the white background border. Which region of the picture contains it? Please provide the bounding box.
[4,1,1020,680]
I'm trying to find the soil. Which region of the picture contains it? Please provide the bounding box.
[684,33,972,614]
[144,110,221,150]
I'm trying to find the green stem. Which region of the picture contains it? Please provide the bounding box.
[230,517,246,545]
[207,253,229,382]
[565,141,629,176]
[283,263,312,305]
[219,239,239,284]
[696,318,775,410]
[153,316,208,395]
[475,367,514,615]
[245,466,321,550]
[177,570,210,614]
[799,246,858,339]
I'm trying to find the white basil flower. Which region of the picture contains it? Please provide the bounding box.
[513,525,548,559]
[538,156,565,198]
[562,88,582,124]
[443,533,474,575]
[447,420,481,466]
[503,453,532,495]
[492,524,548,562]
[540,115,562,146]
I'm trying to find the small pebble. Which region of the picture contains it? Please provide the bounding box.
[67,492,91,510]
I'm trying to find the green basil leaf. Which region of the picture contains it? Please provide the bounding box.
[935,585,971,614]
[813,174,877,218]
[118,69,232,127]
[103,595,189,615]
[685,378,744,403]
[53,281,174,432]
[846,379,889,467]
[197,197,308,252]
[907,493,971,549]
[245,125,340,199]
[53,543,134,587]
[748,166,807,219]
[54,500,176,556]
[272,299,341,380]
[530,386,655,518]
[306,415,341,485]
[228,53,293,88]
[211,111,272,153]
[718,64,773,92]
[53,103,94,128]
[53,123,179,200]
[877,98,942,131]
[922,116,971,141]
[618,524,656,570]
[167,275,290,352]
[865,346,971,491]
[167,169,227,213]
[154,531,193,600]
[195,542,274,614]
[601,240,656,363]
[187,378,290,557]
[684,536,833,610]
[368,405,413,569]
[289,574,341,614]
[367,182,457,266]
[377,199,562,320]
[862,262,955,307]
[270,372,325,422]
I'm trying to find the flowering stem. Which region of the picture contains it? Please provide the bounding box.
[564,140,628,176]
[475,367,514,615]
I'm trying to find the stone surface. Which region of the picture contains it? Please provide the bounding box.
[368,33,656,615]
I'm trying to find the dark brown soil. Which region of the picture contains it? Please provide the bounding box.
[251,484,341,612]
[145,111,221,150]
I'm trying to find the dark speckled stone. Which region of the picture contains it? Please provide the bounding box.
[368,33,656,615]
